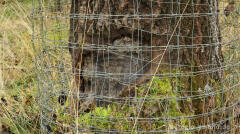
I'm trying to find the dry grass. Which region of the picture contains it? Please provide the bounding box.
[0,0,40,133]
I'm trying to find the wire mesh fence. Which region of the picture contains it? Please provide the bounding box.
[32,0,240,133]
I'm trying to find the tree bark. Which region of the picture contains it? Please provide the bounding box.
[69,0,223,93]
[68,0,224,130]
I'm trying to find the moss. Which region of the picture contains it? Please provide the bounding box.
[76,106,113,131]
[66,74,192,132]
[52,68,224,132]
[150,76,171,95]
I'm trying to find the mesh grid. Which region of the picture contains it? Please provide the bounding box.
[32,0,240,133]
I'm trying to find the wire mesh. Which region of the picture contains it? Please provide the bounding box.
[32,0,240,133]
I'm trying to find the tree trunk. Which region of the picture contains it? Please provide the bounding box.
[68,0,224,132]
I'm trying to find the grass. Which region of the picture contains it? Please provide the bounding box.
[0,0,40,133]
[0,0,240,133]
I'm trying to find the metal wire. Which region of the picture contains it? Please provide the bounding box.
[32,0,240,133]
